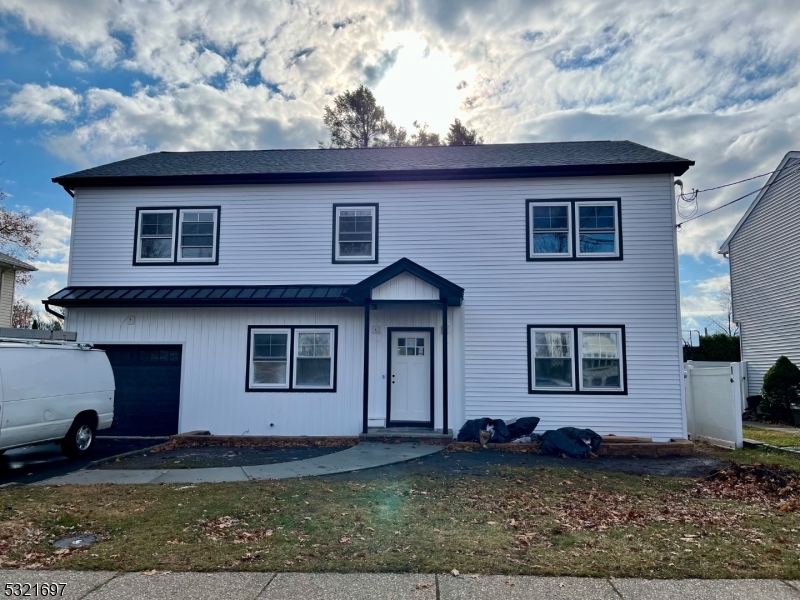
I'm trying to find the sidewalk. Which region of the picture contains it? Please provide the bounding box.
[1,571,799,599]
[35,442,443,485]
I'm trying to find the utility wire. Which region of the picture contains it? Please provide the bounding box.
[676,164,800,227]
[694,170,775,193]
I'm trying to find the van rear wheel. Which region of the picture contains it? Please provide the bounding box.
[62,416,96,460]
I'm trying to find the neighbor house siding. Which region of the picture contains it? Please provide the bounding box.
[68,173,684,440]
[0,269,15,327]
[728,157,800,396]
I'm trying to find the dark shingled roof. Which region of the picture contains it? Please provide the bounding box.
[52,141,693,189]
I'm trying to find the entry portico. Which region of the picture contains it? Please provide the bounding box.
[347,258,464,435]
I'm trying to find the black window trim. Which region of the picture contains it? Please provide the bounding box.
[525,198,623,261]
[245,324,339,393]
[527,324,628,395]
[133,206,221,266]
[331,203,379,264]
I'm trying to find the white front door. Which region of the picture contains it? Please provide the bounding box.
[389,330,431,425]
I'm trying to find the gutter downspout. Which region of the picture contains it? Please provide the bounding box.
[42,301,65,321]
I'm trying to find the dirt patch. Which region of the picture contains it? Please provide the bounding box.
[93,445,344,470]
[322,446,724,482]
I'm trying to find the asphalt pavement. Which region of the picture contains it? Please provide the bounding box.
[0,437,165,486]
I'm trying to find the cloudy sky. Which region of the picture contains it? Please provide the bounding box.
[1,0,798,330]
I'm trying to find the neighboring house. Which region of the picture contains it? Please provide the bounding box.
[719,150,800,397]
[46,142,693,440]
[0,252,36,327]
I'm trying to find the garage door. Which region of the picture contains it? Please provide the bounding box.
[95,345,182,437]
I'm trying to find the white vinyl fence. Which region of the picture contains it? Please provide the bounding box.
[684,361,747,449]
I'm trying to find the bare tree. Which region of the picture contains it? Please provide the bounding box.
[1,163,41,290]
[12,298,34,328]
[706,283,739,336]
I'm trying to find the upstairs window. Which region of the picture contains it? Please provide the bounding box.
[134,207,220,265]
[136,210,176,262]
[527,199,622,260]
[529,203,571,257]
[576,202,619,257]
[179,210,218,262]
[333,204,378,263]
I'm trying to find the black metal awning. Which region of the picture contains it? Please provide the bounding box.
[46,259,465,309]
[46,285,353,308]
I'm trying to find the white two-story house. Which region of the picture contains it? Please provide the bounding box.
[47,142,693,440]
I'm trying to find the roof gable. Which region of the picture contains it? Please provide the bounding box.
[719,151,800,254]
[348,258,464,306]
[0,252,36,272]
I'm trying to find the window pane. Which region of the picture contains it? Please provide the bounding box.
[532,206,568,231]
[182,222,214,235]
[534,358,573,388]
[534,332,571,358]
[253,333,288,359]
[417,338,424,346]
[339,242,372,257]
[182,247,213,258]
[398,338,406,346]
[579,232,615,253]
[253,361,287,385]
[532,233,569,254]
[581,332,619,358]
[579,205,615,231]
[582,359,620,388]
[296,358,332,386]
[181,235,214,247]
[141,238,173,259]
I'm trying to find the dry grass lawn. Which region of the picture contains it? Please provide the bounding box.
[743,426,800,448]
[2,450,800,579]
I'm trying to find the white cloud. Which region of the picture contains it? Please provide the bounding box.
[2,83,81,124]
[30,208,71,260]
[681,274,731,331]
[1,0,799,262]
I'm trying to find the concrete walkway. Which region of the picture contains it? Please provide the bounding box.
[1,571,799,599]
[36,442,442,485]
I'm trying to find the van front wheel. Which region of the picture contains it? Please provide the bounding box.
[62,416,96,460]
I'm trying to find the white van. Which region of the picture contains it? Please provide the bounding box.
[0,339,115,459]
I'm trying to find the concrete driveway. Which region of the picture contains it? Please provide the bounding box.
[0,437,164,486]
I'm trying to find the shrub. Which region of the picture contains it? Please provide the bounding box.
[761,355,800,422]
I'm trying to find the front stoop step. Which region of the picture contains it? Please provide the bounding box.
[360,427,453,443]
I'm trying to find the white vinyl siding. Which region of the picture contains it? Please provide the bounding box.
[68,173,684,440]
[727,156,800,396]
[0,269,15,327]
[371,273,440,300]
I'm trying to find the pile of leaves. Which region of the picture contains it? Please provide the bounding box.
[196,516,274,544]
[692,462,800,511]
[0,521,90,569]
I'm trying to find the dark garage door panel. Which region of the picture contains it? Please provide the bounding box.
[96,345,182,437]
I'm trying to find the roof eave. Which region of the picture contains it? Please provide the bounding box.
[52,161,695,190]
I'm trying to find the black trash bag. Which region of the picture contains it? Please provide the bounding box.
[507,417,541,439]
[456,418,514,443]
[539,427,602,458]
[457,418,493,442]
